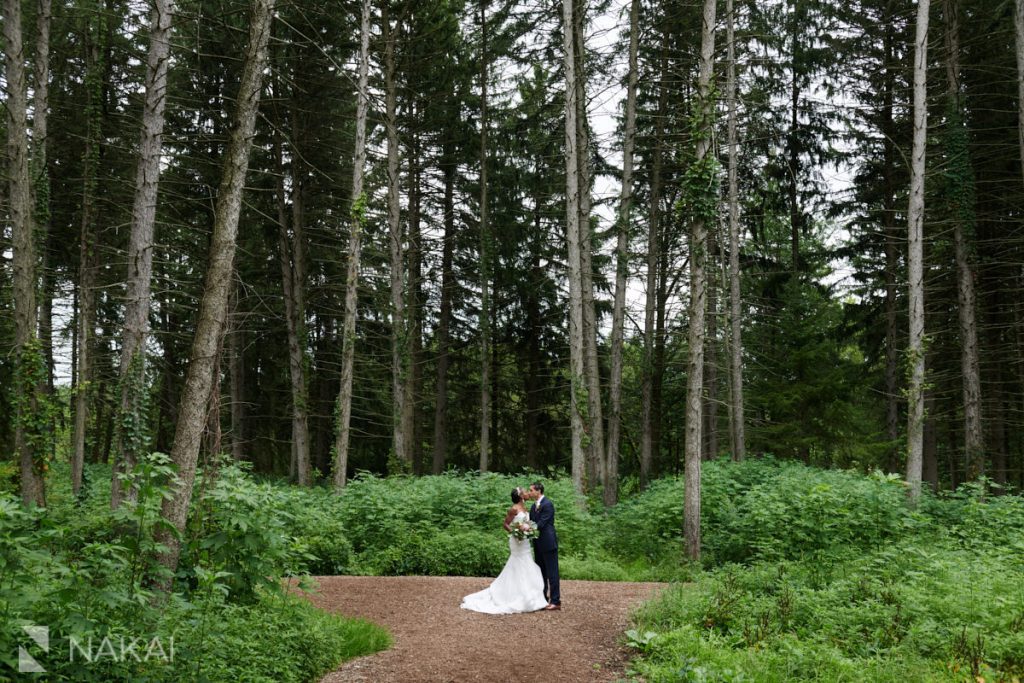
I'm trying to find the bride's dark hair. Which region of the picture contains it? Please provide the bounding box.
[511,487,523,504]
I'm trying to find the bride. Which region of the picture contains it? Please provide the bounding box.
[460,487,548,614]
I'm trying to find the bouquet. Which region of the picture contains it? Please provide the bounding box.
[509,518,538,541]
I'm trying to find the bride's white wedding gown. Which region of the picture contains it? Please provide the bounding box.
[460,512,548,614]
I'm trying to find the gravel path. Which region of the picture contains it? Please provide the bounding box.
[299,575,666,683]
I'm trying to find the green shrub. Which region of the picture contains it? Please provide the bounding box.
[561,555,630,582]
[725,466,910,562]
[0,460,18,495]
[333,471,593,557]
[167,590,391,683]
[182,463,306,601]
[276,488,353,575]
[628,538,1024,681]
[605,459,912,566]
[363,528,507,577]
[0,459,391,683]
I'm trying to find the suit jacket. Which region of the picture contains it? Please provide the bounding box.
[530,497,558,553]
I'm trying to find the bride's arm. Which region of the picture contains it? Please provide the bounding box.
[503,506,518,532]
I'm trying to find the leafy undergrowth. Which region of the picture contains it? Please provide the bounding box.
[0,457,389,682]
[6,455,1021,681]
[618,462,1024,682]
[274,470,671,581]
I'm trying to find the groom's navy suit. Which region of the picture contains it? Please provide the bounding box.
[530,496,560,606]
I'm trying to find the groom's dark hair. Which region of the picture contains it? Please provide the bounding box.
[531,481,544,494]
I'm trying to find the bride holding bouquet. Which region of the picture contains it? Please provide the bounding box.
[460,487,548,614]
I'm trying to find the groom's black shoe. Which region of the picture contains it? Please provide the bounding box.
[544,603,561,611]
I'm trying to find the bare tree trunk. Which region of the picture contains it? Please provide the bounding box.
[277,189,311,485]
[478,0,492,473]
[155,288,178,453]
[905,0,931,502]
[408,126,424,472]
[152,0,274,584]
[563,0,586,495]
[34,0,53,395]
[1017,275,1024,490]
[573,0,605,490]
[1016,0,1024,189]
[788,8,802,274]
[640,26,668,488]
[990,379,1007,487]
[881,9,900,472]
[432,156,455,474]
[525,198,544,470]
[605,0,640,507]
[73,14,104,497]
[725,0,745,462]
[884,238,900,470]
[703,226,720,461]
[272,114,311,485]
[684,0,717,563]
[112,0,174,508]
[944,0,984,481]
[334,0,371,489]
[229,288,246,461]
[383,8,409,470]
[5,0,46,506]
[923,388,938,490]
[73,252,96,497]
[202,332,224,459]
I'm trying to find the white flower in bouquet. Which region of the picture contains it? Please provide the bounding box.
[509,519,538,541]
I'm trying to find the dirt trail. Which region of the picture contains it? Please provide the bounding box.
[301,575,665,683]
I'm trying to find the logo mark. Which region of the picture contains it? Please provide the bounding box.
[19,624,48,673]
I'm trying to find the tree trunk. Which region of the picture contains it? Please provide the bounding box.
[334,0,370,489]
[5,0,46,506]
[229,288,246,461]
[990,380,1007,487]
[703,226,720,461]
[274,122,311,486]
[155,279,180,454]
[202,331,224,459]
[431,152,456,474]
[905,0,931,502]
[1016,0,1024,189]
[33,0,53,395]
[152,0,274,585]
[725,0,745,462]
[479,0,492,473]
[684,0,717,563]
[563,0,586,495]
[943,0,984,481]
[1017,275,1024,490]
[788,0,803,274]
[73,12,105,497]
[407,126,423,474]
[605,0,640,506]
[640,26,668,489]
[384,6,409,470]
[525,197,544,470]
[112,0,174,507]
[923,391,939,491]
[882,6,900,472]
[574,0,606,490]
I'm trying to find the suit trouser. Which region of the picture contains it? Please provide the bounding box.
[535,549,560,605]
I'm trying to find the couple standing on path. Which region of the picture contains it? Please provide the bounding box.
[460,482,561,614]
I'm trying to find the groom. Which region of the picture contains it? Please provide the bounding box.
[528,482,561,610]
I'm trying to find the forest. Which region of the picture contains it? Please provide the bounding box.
[2,0,1024,678]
